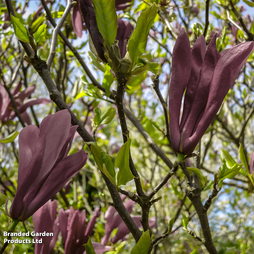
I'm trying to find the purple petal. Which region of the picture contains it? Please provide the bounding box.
[181,34,221,142]
[116,19,134,58]
[179,35,206,130]
[169,29,192,152]
[22,150,87,220]
[72,0,83,38]
[33,200,58,254]
[84,207,100,241]
[250,151,254,174]
[183,41,254,154]
[58,209,68,243]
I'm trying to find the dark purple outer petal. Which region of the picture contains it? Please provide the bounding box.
[116,19,134,58]
[179,34,206,130]
[169,29,192,153]
[22,150,87,220]
[84,207,100,242]
[33,200,58,254]
[58,209,68,243]
[182,41,254,154]
[72,0,83,38]
[181,34,221,142]
[250,151,254,174]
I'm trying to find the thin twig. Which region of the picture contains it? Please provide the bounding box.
[149,162,178,200]
[228,0,254,41]
[47,0,73,68]
[152,75,171,145]
[203,0,210,37]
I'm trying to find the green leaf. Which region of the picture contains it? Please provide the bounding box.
[84,238,96,254]
[168,218,175,234]
[243,0,254,7]
[10,15,30,43]
[115,139,134,186]
[88,51,105,72]
[239,144,249,173]
[33,24,47,43]
[0,131,19,144]
[92,107,116,131]
[220,150,236,168]
[0,193,7,206]
[30,16,45,34]
[128,4,157,66]
[92,0,117,48]
[102,65,114,97]
[90,143,116,185]
[181,213,189,229]
[149,62,160,75]
[131,230,151,254]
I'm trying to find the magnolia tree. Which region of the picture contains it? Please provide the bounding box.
[0,0,254,253]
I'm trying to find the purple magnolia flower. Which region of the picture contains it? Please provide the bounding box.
[0,82,51,125]
[58,206,110,254]
[33,200,59,254]
[250,151,254,174]
[78,0,133,62]
[101,198,155,244]
[169,29,254,155]
[116,19,134,58]
[9,109,88,221]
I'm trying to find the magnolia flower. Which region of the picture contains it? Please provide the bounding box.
[58,206,110,254]
[33,200,59,254]
[0,82,51,125]
[169,29,254,155]
[116,19,134,58]
[250,151,254,174]
[101,198,156,244]
[72,0,132,38]
[9,110,88,221]
[79,0,133,62]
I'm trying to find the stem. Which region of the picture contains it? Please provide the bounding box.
[115,73,146,198]
[0,220,19,254]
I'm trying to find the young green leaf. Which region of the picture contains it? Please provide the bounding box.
[131,230,151,254]
[90,143,116,185]
[0,193,7,206]
[33,24,47,44]
[181,213,188,229]
[10,15,30,43]
[84,238,96,254]
[128,4,157,66]
[239,144,249,173]
[92,0,117,48]
[220,150,237,168]
[0,131,19,144]
[115,139,134,186]
[243,0,254,7]
[30,16,45,34]
[168,218,175,234]
[103,65,114,97]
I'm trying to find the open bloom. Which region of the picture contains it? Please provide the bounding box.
[0,82,51,125]
[169,29,254,155]
[33,200,59,254]
[58,206,110,254]
[9,110,88,221]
